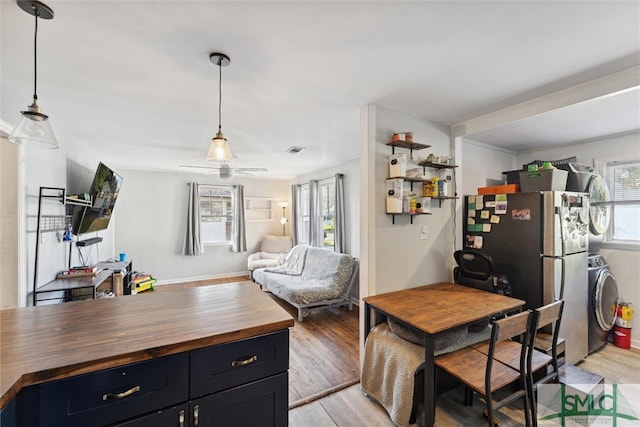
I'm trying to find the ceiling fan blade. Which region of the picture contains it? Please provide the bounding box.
[235,170,254,176]
[237,167,268,172]
[179,164,222,170]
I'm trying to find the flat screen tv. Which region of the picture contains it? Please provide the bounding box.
[73,162,124,236]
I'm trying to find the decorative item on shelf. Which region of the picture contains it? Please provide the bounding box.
[416,197,431,214]
[57,265,101,279]
[9,0,58,149]
[132,272,156,294]
[278,201,289,236]
[206,52,233,162]
[386,179,403,213]
[438,179,448,197]
[389,153,407,177]
[423,178,439,198]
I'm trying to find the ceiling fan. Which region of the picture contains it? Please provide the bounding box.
[180,164,268,179]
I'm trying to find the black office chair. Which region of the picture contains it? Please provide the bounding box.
[454,250,512,296]
[454,249,512,333]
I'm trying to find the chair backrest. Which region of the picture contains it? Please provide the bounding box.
[528,300,564,363]
[454,249,512,296]
[260,235,293,253]
[486,310,532,382]
[491,310,531,347]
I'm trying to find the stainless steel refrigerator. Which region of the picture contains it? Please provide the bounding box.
[463,191,589,364]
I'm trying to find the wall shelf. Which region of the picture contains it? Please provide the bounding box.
[390,212,432,224]
[386,140,431,155]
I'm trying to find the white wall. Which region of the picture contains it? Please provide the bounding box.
[517,131,640,346]
[459,138,518,196]
[1,138,20,308]
[114,169,290,283]
[363,105,457,299]
[294,157,360,258]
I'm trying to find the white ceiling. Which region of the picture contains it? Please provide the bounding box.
[1,1,639,179]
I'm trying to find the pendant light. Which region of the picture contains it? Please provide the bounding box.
[9,0,58,149]
[206,53,233,162]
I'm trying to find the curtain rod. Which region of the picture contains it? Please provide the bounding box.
[187,182,236,189]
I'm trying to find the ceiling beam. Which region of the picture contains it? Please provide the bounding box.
[451,66,640,138]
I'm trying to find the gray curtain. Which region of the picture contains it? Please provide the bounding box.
[334,173,346,253]
[291,184,301,246]
[309,179,323,247]
[183,182,203,256]
[231,185,247,252]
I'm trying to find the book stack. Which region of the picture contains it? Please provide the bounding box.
[57,265,101,279]
[132,272,156,294]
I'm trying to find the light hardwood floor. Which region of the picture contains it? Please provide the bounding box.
[289,345,640,427]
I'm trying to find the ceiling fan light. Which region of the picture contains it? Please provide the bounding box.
[9,102,58,149]
[206,130,233,162]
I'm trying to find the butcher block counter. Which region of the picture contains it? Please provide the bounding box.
[0,281,294,426]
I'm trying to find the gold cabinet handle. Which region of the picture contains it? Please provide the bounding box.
[231,355,257,367]
[102,385,141,400]
[179,409,185,427]
[194,404,199,427]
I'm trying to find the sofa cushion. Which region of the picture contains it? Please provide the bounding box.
[260,235,293,254]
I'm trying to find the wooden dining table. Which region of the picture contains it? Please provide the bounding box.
[363,282,525,427]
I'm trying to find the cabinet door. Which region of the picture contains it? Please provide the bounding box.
[190,373,288,427]
[112,404,189,427]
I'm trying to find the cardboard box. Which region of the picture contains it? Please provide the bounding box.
[389,153,407,178]
[519,169,568,192]
[478,184,520,195]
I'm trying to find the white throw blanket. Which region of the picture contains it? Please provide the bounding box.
[361,323,424,426]
[361,322,493,426]
[264,245,309,276]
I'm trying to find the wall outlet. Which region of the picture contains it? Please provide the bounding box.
[420,226,428,240]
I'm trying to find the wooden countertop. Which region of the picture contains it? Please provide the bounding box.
[0,282,294,409]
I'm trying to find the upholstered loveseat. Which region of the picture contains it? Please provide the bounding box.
[247,235,293,279]
[253,245,358,321]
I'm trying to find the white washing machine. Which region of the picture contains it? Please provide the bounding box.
[587,254,618,353]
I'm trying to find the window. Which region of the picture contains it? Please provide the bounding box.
[199,186,234,245]
[299,184,310,245]
[603,158,640,248]
[320,178,335,248]
[296,177,335,249]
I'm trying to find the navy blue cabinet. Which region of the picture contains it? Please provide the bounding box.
[6,331,289,427]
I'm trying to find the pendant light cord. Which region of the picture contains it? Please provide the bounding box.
[218,60,222,132]
[33,11,39,101]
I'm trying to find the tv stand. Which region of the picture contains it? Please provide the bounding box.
[76,237,103,247]
[32,187,93,306]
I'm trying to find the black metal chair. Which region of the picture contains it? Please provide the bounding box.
[453,249,512,296]
[436,310,533,427]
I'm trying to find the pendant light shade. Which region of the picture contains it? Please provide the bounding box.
[9,1,58,149]
[207,52,233,163]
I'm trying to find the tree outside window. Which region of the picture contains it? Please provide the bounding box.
[320,178,335,249]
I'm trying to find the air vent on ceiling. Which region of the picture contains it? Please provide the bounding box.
[285,146,306,155]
